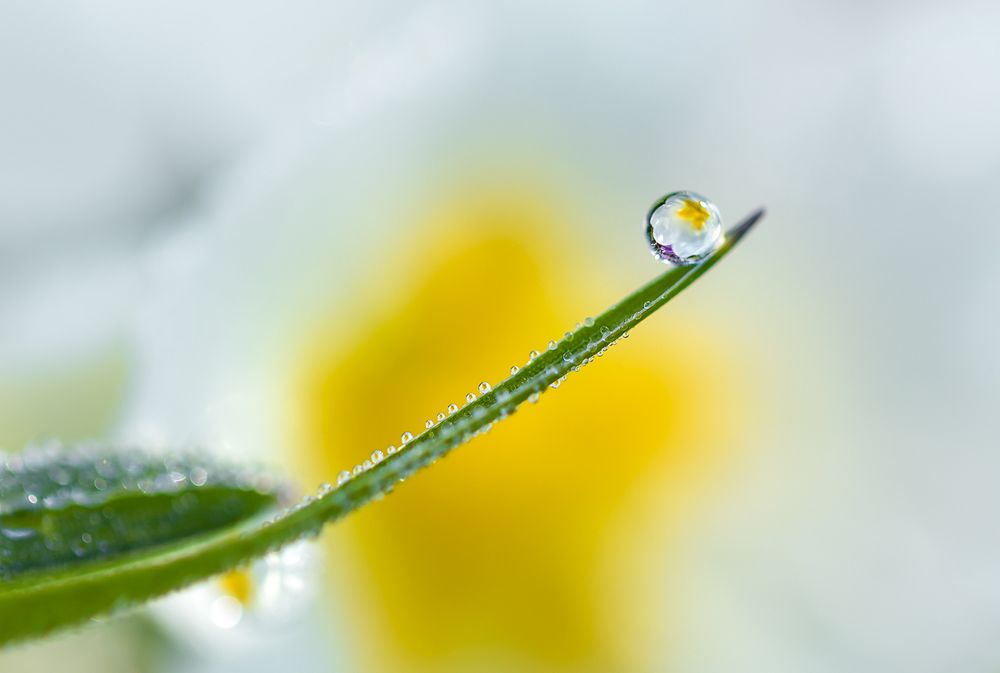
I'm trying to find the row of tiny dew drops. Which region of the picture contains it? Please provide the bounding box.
[288,314,636,518]
[277,189,724,527]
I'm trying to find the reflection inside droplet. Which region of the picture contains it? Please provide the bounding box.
[645,190,723,265]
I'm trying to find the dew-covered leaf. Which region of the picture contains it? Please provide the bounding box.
[0,444,280,578]
[0,209,760,646]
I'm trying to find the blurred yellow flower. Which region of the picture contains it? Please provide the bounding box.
[290,183,745,672]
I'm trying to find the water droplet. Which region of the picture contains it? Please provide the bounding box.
[548,340,557,350]
[190,467,209,487]
[371,449,385,463]
[336,470,351,485]
[352,464,364,476]
[643,300,651,310]
[362,460,373,470]
[318,482,333,496]
[210,595,243,629]
[584,316,595,327]
[510,365,519,375]
[25,493,38,505]
[528,350,540,362]
[466,392,476,404]
[478,381,491,394]
[386,445,398,455]
[401,431,413,444]
[447,404,459,415]
[645,190,723,265]
[1,527,36,541]
[528,392,541,403]
[425,419,435,429]
[436,412,446,422]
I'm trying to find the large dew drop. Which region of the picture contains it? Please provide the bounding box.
[645,190,723,265]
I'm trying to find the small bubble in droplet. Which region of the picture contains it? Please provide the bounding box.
[510,365,519,375]
[528,350,540,361]
[478,381,491,394]
[447,403,459,415]
[466,392,476,404]
[337,471,351,485]
[371,449,385,463]
[548,340,557,350]
[401,431,413,444]
[645,190,724,265]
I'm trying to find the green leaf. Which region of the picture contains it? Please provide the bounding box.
[0,445,282,577]
[0,209,761,646]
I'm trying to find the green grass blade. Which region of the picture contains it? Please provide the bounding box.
[0,208,761,645]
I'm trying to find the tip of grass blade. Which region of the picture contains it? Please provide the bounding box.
[724,207,765,244]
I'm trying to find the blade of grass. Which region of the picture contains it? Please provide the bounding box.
[0,208,762,645]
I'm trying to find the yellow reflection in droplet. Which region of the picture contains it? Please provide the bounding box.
[675,198,711,231]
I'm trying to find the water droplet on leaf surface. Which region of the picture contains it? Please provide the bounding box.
[646,190,723,265]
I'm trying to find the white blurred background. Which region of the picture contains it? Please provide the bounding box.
[1,1,999,671]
